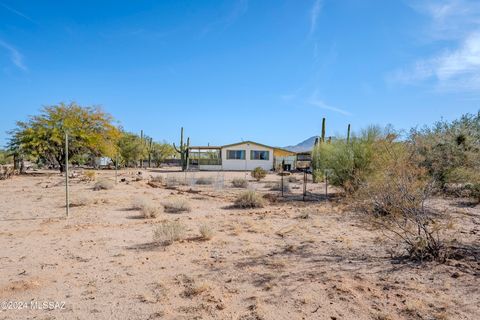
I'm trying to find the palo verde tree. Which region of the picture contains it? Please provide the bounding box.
[117,132,147,167]
[8,102,121,172]
[151,141,176,167]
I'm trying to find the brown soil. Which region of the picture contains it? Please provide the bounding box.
[0,168,478,320]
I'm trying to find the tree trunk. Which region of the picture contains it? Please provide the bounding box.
[20,158,26,174]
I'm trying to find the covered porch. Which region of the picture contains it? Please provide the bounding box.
[188,146,222,170]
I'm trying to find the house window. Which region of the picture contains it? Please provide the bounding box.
[226,150,245,160]
[251,150,269,160]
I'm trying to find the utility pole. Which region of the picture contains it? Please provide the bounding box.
[65,132,69,217]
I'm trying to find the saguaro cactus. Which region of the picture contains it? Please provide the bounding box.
[347,124,351,143]
[321,118,326,143]
[173,127,190,171]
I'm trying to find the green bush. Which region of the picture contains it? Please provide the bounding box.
[311,126,387,194]
[410,111,480,188]
[251,167,267,181]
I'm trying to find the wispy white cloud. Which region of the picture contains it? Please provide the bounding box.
[391,0,480,92]
[308,91,351,116]
[393,32,480,91]
[0,39,27,71]
[0,2,36,24]
[409,0,480,40]
[309,0,323,35]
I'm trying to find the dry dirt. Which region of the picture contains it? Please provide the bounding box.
[0,168,479,320]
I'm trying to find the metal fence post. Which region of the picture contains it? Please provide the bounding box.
[65,132,69,217]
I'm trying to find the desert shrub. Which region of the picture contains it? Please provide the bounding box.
[132,197,161,218]
[312,126,395,194]
[93,179,114,191]
[0,165,14,180]
[269,181,290,192]
[165,176,187,188]
[163,199,191,213]
[358,143,447,261]
[445,167,480,203]
[231,178,248,188]
[0,150,13,165]
[251,167,267,181]
[153,221,186,245]
[199,224,214,240]
[287,176,298,183]
[410,111,480,189]
[234,190,265,208]
[196,177,213,185]
[150,175,164,183]
[70,195,90,207]
[467,184,480,203]
[83,170,96,181]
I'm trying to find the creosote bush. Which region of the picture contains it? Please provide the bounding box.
[198,224,214,240]
[358,143,448,261]
[132,197,161,218]
[163,199,191,213]
[153,221,186,245]
[251,167,267,181]
[234,190,265,208]
[231,178,248,188]
[93,179,114,191]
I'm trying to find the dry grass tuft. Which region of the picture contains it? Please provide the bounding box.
[182,282,209,298]
[269,181,290,192]
[93,179,114,191]
[231,178,248,188]
[132,197,161,218]
[163,199,191,213]
[83,170,96,181]
[234,190,265,208]
[199,224,214,240]
[70,195,90,207]
[153,221,186,245]
[150,175,164,183]
[165,176,187,188]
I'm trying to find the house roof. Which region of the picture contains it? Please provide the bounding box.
[188,141,297,155]
[188,146,221,150]
[220,141,296,155]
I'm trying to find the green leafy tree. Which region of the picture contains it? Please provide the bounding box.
[8,102,121,172]
[151,141,176,167]
[0,150,13,165]
[117,132,147,167]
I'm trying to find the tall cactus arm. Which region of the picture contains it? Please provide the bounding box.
[173,143,181,153]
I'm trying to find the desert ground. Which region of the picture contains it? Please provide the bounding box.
[0,168,478,320]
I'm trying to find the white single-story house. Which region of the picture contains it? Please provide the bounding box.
[188,141,297,171]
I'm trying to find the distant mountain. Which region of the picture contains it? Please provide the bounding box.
[284,136,317,152]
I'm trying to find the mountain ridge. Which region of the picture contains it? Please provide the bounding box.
[283,136,317,152]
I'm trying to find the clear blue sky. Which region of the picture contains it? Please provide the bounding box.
[1,0,479,147]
